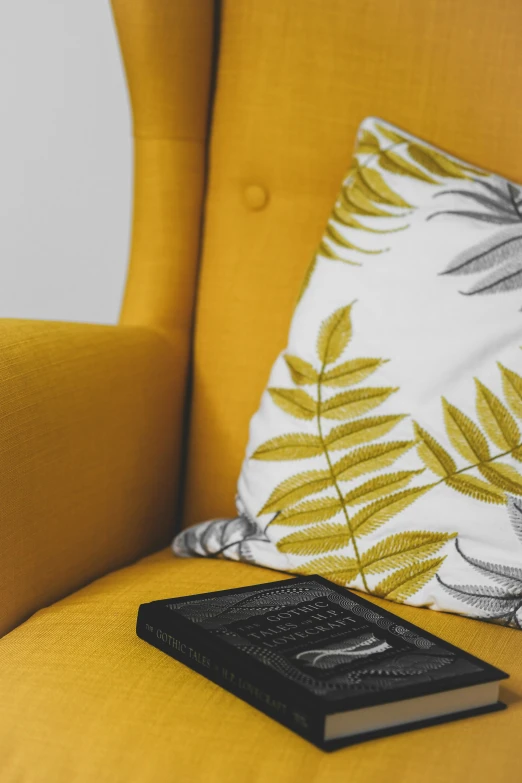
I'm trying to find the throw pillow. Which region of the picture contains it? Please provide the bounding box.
[174,117,522,629]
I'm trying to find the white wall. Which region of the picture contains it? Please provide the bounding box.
[0,1,131,325]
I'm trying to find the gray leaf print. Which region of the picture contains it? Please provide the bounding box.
[440,224,522,296]
[429,179,522,226]
[431,178,522,308]
[507,494,522,545]
[434,189,520,217]
[436,539,522,629]
[452,538,522,591]
[432,211,521,225]
[172,495,270,561]
[436,579,520,615]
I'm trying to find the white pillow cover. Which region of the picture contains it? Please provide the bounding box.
[174,118,522,629]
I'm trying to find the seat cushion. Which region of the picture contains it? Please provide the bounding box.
[0,550,520,783]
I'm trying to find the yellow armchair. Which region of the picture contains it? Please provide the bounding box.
[0,0,214,636]
[1,1,521,781]
[0,320,184,635]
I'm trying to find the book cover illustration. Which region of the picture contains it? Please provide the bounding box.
[166,578,482,701]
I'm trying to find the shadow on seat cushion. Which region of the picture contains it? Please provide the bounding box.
[0,550,520,782]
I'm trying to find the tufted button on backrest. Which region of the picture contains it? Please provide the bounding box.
[182,0,522,527]
[243,184,269,211]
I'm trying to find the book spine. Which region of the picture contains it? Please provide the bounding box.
[136,603,323,747]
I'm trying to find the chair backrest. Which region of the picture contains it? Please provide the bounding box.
[181,0,522,527]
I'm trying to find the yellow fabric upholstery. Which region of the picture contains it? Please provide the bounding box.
[113,0,214,334]
[1,0,522,779]
[0,320,185,636]
[0,0,215,633]
[0,553,519,782]
[183,0,522,525]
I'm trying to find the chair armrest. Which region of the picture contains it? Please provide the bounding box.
[0,319,186,636]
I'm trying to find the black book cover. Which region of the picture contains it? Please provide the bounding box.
[136,575,508,750]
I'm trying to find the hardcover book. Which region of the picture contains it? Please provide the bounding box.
[136,576,508,750]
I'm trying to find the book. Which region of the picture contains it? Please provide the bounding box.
[136,575,508,751]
